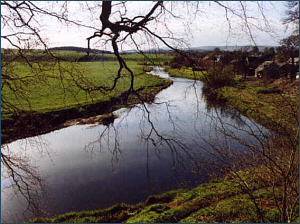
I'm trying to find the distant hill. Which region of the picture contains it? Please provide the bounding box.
[49,46,112,54]
[191,45,279,52]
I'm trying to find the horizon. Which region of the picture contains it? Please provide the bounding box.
[1,44,281,51]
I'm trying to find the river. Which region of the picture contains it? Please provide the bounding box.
[1,66,265,222]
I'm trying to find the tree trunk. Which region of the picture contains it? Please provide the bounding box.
[290,56,296,81]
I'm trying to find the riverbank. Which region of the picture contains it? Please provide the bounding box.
[1,62,173,144]
[163,66,206,80]
[164,66,299,132]
[213,78,299,135]
[1,80,172,144]
[30,168,298,223]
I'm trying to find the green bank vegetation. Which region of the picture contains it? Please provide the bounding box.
[163,66,206,80]
[2,61,165,114]
[214,79,299,132]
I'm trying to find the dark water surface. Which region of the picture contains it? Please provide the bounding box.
[1,67,264,222]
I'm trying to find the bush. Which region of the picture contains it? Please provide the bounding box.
[203,65,235,90]
[215,199,259,223]
[169,61,181,69]
[169,52,193,68]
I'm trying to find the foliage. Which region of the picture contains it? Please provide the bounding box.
[278,34,299,80]
[169,52,191,69]
[252,46,259,54]
[203,64,235,90]
[212,78,299,223]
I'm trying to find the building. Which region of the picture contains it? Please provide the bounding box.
[255,61,280,78]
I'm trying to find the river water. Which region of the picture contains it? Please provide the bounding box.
[1,66,264,222]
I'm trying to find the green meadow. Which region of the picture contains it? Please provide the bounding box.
[2,60,170,115]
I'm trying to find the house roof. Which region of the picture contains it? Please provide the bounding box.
[203,54,217,61]
[255,61,275,72]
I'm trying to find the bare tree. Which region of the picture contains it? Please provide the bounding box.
[282,1,299,34]
[2,2,297,223]
[279,35,299,80]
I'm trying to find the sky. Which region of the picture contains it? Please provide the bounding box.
[1,1,296,50]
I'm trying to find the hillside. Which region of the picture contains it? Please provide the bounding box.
[49,46,112,54]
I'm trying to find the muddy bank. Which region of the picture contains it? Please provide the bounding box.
[1,83,172,145]
[64,113,119,126]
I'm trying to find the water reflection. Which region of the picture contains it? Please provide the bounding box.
[1,138,50,222]
[1,66,269,222]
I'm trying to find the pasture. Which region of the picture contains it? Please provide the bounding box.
[2,56,171,116]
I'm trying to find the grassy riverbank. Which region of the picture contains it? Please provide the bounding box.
[213,78,299,132]
[163,66,206,80]
[163,66,299,132]
[30,169,298,223]
[1,59,173,144]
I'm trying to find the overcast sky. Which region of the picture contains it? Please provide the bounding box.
[1,1,296,50]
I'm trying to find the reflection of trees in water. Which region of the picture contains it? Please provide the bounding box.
[1,137,50,222]
[84,123,122,173]
[83,90,205,178]
[82,83,249,184]
[202,89,248,128]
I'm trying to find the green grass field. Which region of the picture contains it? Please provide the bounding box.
[2,49,172,63]
[2,60,170,115]
[1,51,172,118]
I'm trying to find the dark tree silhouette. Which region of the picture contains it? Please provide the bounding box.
[279,35,299,81]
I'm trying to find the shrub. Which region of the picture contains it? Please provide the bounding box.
[265,208,280,223]
[203,65,235,90]
[215,199,259,223]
